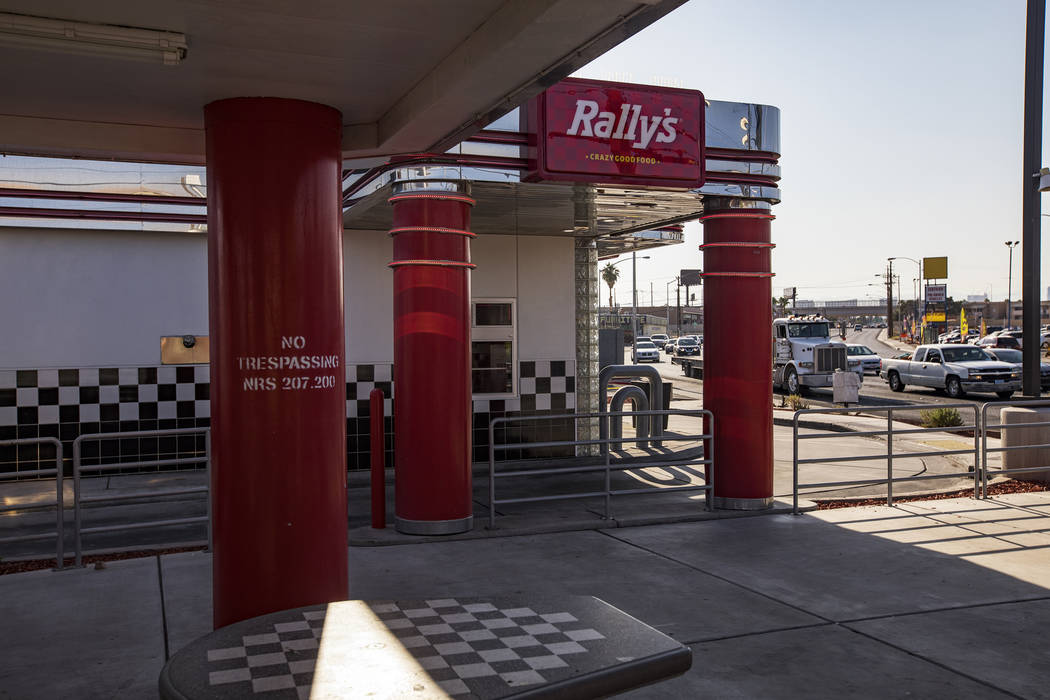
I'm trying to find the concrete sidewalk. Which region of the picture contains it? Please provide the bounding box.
[1,491,1048,699]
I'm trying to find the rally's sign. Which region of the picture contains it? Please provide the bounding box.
[523,78,705,187]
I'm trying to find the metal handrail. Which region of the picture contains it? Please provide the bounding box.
[488,408,713,528]
[0,438,65,569]
[980,399,1050,498]
[792,403,981,514]
[72,428,210,567]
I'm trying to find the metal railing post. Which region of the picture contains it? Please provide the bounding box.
[705,410,714,511]
[488,419,497,530]
[972,405,980,500]
[981,403,990,499]
[205,429,212,552]
[604,424,612,520]
[73,435,83,568]
[54,440,65,570]
[886,409,894,507]
[792,413,800,515]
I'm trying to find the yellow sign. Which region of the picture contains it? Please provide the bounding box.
[981,317,986,337]
[926,311,946,322]
[923,256,948,279]
[960,307,968,335]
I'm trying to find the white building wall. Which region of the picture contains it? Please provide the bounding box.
[0,227,207,369]
[343,229,393,364]
[2,227,575,372]
[344,231,574,365]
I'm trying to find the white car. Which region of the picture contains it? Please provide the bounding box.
[846,344,882,375]
[632,341,660,363]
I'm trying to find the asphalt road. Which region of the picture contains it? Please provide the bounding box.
[635,330,1049,427]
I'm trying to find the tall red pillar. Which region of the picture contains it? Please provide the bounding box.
[700,205,775,509]
[389,185,475,534]
[205,98,348,627]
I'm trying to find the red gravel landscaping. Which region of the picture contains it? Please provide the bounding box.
[815,479,1049,510]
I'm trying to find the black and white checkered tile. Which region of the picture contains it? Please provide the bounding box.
[344,364,393,418]
[203,599,605,698]
[3,359,578,473]
[0,366,210,426]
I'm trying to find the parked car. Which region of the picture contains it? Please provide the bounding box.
[985,347,1050,390]
[881,344,1020,398]
[650,333,669,349]
[632,340,660,363]
[674,336,701,356]
[854,324,863,332]
[846,344,882,375]
[976,334,1020,350]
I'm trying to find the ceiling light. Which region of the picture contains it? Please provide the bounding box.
[0,12,187,65]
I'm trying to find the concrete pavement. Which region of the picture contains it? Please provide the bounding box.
[1,491,1048,698]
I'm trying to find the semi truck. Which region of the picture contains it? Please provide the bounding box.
[773,315,860,394]
[675,316,862,390]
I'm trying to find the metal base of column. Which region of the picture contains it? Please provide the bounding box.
[713,496,774,511]
[395,515,473,535]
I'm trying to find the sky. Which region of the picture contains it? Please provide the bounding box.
[577,0,1046,307]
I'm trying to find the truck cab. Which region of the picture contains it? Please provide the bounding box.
[773,316,861,394]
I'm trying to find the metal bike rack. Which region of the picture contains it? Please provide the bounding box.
[488,408,712,528]
[72,427,210,568]
[0,437,65,569]
[792,403,980,514]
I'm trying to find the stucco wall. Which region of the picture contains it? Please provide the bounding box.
[2,227,576,370]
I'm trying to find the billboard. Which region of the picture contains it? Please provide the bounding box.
[923,256,948,279]
[524,78,705,187]
[926,284,947,303]
[680,269,702,286]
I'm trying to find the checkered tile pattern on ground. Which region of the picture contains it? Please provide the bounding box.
[371,598,604,696]
[205,609,326,698]
[203,600,606,698]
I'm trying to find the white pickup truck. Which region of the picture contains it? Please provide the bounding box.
[881,344,1021,399]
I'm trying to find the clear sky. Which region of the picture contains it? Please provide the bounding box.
[577,0,1046,307]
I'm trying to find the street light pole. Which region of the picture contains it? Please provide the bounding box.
[632,251,638,356]
[1006,240,1019,327]
[665,277,678,333]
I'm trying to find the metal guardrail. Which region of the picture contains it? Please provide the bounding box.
[488,409,713,528]
[981,399,1050,498]
[792,404,981,514]
[0,438,65,569]
[72,428,210,568]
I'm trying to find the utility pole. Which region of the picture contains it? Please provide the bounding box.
[885,259,895,337]
[676,284,681,337]
[1022,0,1044,396]
[631,251,638,352]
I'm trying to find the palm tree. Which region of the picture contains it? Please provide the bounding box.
[601,263,620,309]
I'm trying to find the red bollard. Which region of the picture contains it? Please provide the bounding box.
[370,389,386,529]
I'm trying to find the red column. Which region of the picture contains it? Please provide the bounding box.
[389,187,475,534]
[700,207,775,509]
[205,98,348,628]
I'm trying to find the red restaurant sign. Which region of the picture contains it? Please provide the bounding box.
[524,78,705,188]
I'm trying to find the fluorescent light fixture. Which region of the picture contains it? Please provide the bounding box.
[0,12,187,65]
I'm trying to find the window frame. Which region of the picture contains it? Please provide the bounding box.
[471,298,517,399]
